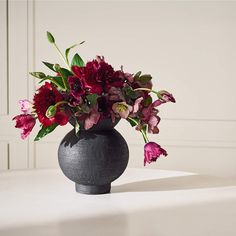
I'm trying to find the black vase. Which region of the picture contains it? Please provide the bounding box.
[58,119,129,194]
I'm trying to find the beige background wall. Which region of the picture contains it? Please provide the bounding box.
[0,0,236,176]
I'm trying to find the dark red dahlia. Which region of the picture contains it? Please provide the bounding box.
[96,57,114,83]
[71,56,116,95]
[33,82,68,127]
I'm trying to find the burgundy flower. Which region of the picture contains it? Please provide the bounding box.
[108,87,124,102]
[33,82,67,127]
[13,114,36,140]
[107,70,126,90]
[96,56,114,83]
[68,76,86,99]
[144,142,167,166]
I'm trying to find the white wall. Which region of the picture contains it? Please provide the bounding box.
[0,0,236,176]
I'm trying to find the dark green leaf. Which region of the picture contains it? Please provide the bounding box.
[53,63,61,72]
[46,31,55,43]
[133,71,142,80]
[29,72,46,79]
[127,117,139,127]
[122,86,137,99]
[143,96,152,107]
[34,123,58,141]
[50,76,65,88]
[71,53,85,67]
[37,76,65,89]
[37,75,52,83]
[138,74,152,83]
[58,68,73,90]
[135,74,152,84]
[42,61,56,72]
[86,94,99,106]
[65,41,85,63]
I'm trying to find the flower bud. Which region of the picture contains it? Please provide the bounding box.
[47,31,55,43]
[53,64,61,72]
[46,105,56,118]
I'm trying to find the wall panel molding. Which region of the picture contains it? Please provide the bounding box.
[0,142,9,171]
[0,0,8,115]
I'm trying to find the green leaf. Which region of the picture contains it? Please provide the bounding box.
[133,71,142,80]
[86,94,99,106]
[46,105,56,118]
[127,117,139,127]
[135,74,152,84]
[37,76,65,90]
[51,76,65,89]
[47,31,55,43]
[37,75,52,83]
[138,74,152,83]
[65,41,85,63]
[75,120,80,138]
[34,123,58,141]
[53,63,61,72]
[29,72,46,79]
[42,61,56,72]
[122,86,137,99]
[71,53,85,67]
[143,96,152,107]
[58,68,73,90]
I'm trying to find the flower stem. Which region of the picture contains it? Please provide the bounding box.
[54,101,68,108]
[134,88,160,98]
[127,117,149,143]
[53,43,71,71]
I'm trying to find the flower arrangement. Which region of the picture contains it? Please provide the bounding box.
[13,32,175,166]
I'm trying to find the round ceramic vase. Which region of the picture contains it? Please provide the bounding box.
[58,119,129,194]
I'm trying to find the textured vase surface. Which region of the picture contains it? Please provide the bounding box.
[58,119,129,194]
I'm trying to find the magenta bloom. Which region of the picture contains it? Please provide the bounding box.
[13,114,36,140]
[144,142,167,166]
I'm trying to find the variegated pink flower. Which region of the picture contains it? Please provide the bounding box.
[13,114,36,140]
[144,142,167,166]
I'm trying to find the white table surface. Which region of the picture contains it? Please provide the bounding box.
[0,168,236,236]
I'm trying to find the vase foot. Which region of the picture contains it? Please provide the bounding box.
[75,183,111,194]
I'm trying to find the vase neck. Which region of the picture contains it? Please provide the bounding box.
[70,118,120,131]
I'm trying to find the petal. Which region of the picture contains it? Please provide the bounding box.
[19,99,31,114]
[133,97,143,113]
[84,108,100,130]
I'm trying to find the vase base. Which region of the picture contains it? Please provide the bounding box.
[75,183,111,194]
